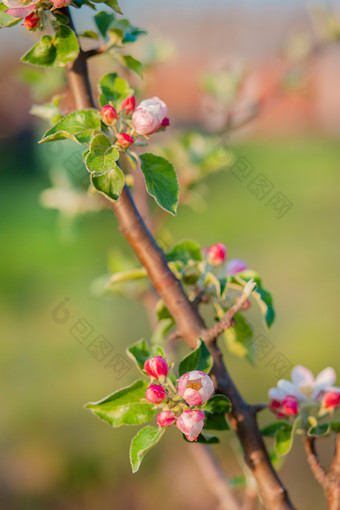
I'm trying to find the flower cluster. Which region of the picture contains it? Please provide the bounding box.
[268,365,340,418]
[144,356,214,441]
[100,95,169,152]
[3,0,72,31]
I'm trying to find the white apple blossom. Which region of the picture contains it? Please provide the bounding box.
[268,365,340,403]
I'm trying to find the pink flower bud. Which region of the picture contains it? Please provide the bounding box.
[281,395,298,416]
[121,95,136,115]
[157,410,176,428]
[101,105,118,125]
[225,258,248,276]
[144,356,168,380]
[23,11,40,30]
[177,409,205,441]
[145,384,167,404]
[116,133,134,148]
[206,243,227,266]
[321,390,340,410]
[50,0,71,7]
[178,370,214,406]
[132,97,168,135]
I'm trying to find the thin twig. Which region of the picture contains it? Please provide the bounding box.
[203,280,256,345]
[190,443,241,510]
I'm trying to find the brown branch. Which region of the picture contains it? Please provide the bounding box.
[328,433,340,510]
[303,437,328,490]
[190,444,241,510]
[62,8,295,509]
[84,47,105,59]
[242,486,258,510]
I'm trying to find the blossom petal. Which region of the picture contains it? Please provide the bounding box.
[5,3,36,17]
[183,388,203,406]
[291,365,314,388]
[314,367,336,390]
[268,387,285,400]
[277,379,306,400]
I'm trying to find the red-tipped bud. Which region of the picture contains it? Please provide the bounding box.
[281,395,298,416]
[321,390,340,410]
[101,105,118,125]
[144,356,169,380]
[156,410,176,428]
[23,12,40,31]
[269,399,286,418]
[145,384,167,404]
[206,243,227,266]
[161,117,170,128]
[121,95,136,115]
[116,132,134,148]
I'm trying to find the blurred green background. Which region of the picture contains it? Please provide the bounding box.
[1,1,340,509]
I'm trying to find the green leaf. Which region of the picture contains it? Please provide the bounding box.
[127,339,150,373]
[39,109,101,144]
[130,425,165,473]
[94,11,114,38]
[120,55,143,77]
[229,475,247,489]
[91,166,125,201]
[21,36,57,68]
[99,72,133,108]
[53,25,79,67]
[104,0,123,14]
[52,11,68,25]
[139,153,179,215]
[30,94,64,125]
[331,421,340,433]
[203,395,231,415]
[253,285,275,329]
[275,417,300,457]
[106,17,146,45]
[86,380,157,427]
[235,272,275,328]
[21,27,79,68]
[275,425,293,456]
[0,2,22,27]
[308,423,330,437]
[178,339,213,377]
[85,133,119,176]
[106,268,147,288]
[79,30,99,40]
[261,421,289,437]
[150,319,174,345]
[151,345,166,357]
[183,432,219,444]
[223,312,254,364]
[155,300,172,321]
[166,240,202,265]
[203,395,231,430]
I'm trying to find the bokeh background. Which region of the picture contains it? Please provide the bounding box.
[1,1,340,509]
